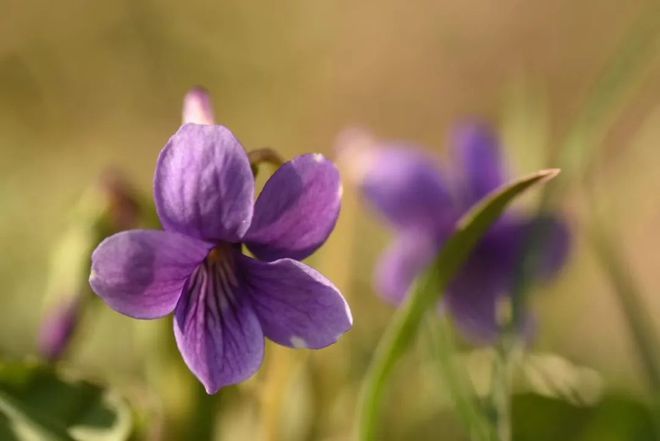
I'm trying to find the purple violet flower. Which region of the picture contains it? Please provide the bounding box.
[339,124,570,343]
[90,99,351,393]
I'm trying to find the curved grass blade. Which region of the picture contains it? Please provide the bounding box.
[356,169,560,441]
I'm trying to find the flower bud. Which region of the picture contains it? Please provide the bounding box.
[182,86,215,125]
[38,295,82,361]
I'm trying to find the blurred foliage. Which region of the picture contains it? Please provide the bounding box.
[0,361,131,441]
[512,393,655,441]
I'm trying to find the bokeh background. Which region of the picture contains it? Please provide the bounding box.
[2,0,660,439]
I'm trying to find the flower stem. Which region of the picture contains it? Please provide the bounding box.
[512,1,660,333]
[589,219,660,436]
[425,318,491,441]
[489,340,514,441]
[356,274,441,441]
[248,148,284,175]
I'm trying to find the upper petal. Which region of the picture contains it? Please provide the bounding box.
[238,255,352,349]
[174,251,264,393]
[90,230,211,319]
[451,122,506,208]
[245,154,341,261]
[360,146,456,231]
[154,124,255,242]
[375,230,439,305]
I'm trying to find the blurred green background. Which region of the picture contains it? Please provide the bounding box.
[2,0,660,439]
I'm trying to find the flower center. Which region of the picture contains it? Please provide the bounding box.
[204,243,239,289]
[179,243,241,324]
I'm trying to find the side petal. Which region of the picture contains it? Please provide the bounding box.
[245,154,341,261]
[238,255,352,349]
[487,215,572,281]
[375,230,439,305]
[451,122,506,208]
[174,254,264,393]
[90,230,211,319]
[155,124,255,242]
[360,146,456,231]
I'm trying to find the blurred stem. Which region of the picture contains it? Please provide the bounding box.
[424,317,490,441]
[511,1,660,339]
[590,224,660,388]
[356,270,444,441]
[248,148,284,176]
[548,2,660,196]
[260,346,298,441]
[488,339,515,441]
[589,218,660,436]
[188,389,221,441]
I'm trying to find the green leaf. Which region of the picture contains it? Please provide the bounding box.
[356,169,560,441]
[0,361,132,441]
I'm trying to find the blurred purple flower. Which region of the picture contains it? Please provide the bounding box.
[38,295,82,361]
[90,122,351,393]
[340,124,570,343]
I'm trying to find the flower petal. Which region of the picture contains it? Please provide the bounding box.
[486,215,571,280]
[154,124,255,242]
[452,123,506,208]
[174,252,264,393]
[182,87,216,125]
[90,230,211,319]
[375,230,439,305]
[360,147,456,231]
[245,154,341,261]
[238,255,352,349]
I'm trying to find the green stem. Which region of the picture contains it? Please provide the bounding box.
[489,341,514,441]
[356,268,444,441]
[248,147,284,176]
[512,3,660,331]
[425,318,490,441]
[550,3,660,194]
[589,221,660,436]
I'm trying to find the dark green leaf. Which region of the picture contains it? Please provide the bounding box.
[0,361,132,441]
